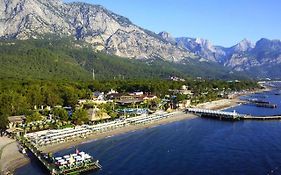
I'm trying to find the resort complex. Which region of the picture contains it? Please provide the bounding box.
[24,111,178,148]
[0,79,263,175]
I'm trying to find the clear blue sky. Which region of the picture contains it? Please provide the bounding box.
[64,0,281,47]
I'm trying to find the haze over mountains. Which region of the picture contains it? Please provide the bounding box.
[1,0,280,79]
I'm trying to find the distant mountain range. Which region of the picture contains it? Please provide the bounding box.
[173,35,281,78]
[0,0,280,79]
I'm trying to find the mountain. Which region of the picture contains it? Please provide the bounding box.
[158,31,176,44]
[223,38,281,74]
[231,39,254,52]
[174,36,281,78]
[175,37,225,62]
[0,0,280,79]
[0,38,247,81]
[0,0,195,61]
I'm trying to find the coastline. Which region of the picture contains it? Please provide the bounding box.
[40,112,197,153]
[2,87,270,174]
[194,87,271,110]
[0,137,29,175]
[1,112,197,174]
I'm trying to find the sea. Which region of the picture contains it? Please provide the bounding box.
[15,84,281,175]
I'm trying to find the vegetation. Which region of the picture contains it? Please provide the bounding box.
[0,36,259,131]
[71,108,89,125]
[53,108,69,121]
[0,37,248,81]
[0,78,259,131]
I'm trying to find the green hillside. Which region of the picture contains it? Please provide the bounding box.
[0,37,248,81]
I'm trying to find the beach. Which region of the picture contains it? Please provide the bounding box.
[0,137,29,175]
[194,88,270,110]
[0,111,197,174]
[194,98,242,110]
[0,88,267,174]
[40,112,197,153]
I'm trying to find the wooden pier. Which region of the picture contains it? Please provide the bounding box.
[186,108,281,121]
[186,108,244,120]
[19,137,101,175]
[241,115,281,120]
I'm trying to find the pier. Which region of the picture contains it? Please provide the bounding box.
[186,108,245,120]
[186,108,281,121]
[19,137,101,175]
[245,99,277,108]
[242,115,281,120]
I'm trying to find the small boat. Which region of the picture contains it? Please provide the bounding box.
[19,146,27,155]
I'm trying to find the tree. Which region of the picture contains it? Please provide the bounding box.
[26,111,42,123]
[42,86,62,107]
[53,108,68,121]
[26,85,44,107]
[0,114,8,135]
[0,90,30,116]
[62,87,78,108]
[72,108,88,125]
[108,111,118,119]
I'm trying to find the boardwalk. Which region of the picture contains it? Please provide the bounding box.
[186,108,281,121]
[186,108,245,120]
[242,115,281,120]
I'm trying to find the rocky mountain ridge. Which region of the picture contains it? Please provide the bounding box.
[0,0,280,78]
[162,32,280,77]
[0,0,195,61]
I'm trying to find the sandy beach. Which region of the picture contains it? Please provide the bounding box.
[40,112,197,153]
[0,87,268,174]
[194,88,270,110]
[0,111,197,174]
[0,137,29,175]
[194,98,242,110]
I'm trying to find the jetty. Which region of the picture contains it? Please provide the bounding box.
[186,108,281,121]
[245,99,277,108]
[19,137,101,175]
[17,111,184,174]
[186,108,244,120]
[242,115,281,120]
[255,103,277,108]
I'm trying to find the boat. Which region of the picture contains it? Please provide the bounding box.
[21,148,27,155]
[19,145,27,155]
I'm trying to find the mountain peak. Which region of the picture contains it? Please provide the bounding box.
[255,38,281,51]
[233,38,254,52]
[194,38,215,52]
[0,0,190,61]
[158,31,175,43]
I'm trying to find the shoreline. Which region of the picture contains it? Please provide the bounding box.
[194,87,271,111]
[40,112,197,153]
[0,138,30,175]
[2,111,197,174]
[2,87,270,174]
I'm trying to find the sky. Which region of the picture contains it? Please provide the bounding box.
[64,0,281,47]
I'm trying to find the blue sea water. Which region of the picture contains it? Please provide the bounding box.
[225,90,281,116]
[15,89,281,175]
